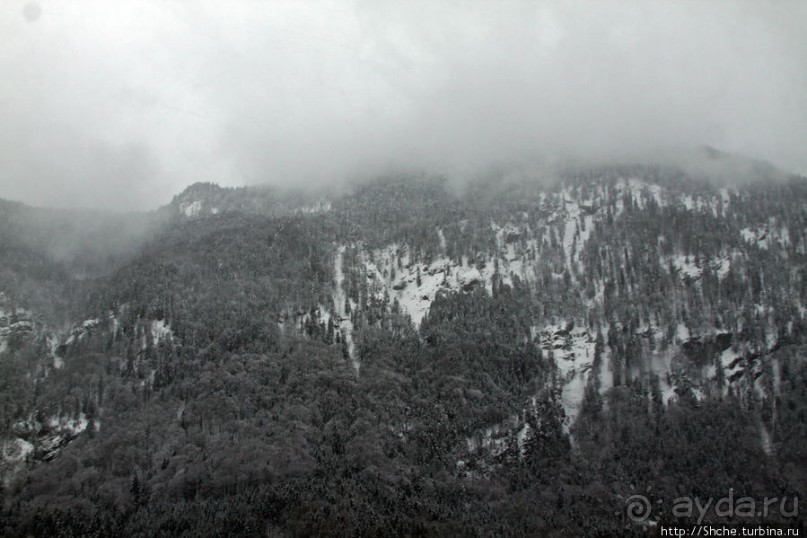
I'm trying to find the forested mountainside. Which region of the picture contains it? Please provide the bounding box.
[1,162,806,536]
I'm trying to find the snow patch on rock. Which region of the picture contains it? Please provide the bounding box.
[673,255,702,280]
[0,299,34,353]
[180,200,202,218]
[150,319,173,344]
[536,322,596,427]
[298,201,332,214]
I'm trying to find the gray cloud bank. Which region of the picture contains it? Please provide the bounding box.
[1,0,805,210]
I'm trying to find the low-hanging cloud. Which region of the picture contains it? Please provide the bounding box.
[1,0,805,210]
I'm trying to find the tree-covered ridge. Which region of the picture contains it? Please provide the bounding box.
[1,165,805,536]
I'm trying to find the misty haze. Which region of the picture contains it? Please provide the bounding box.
[0,1,805,537]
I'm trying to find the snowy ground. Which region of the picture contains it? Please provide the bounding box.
[333,246,358,372]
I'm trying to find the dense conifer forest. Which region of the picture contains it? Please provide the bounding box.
[1,165,805,536]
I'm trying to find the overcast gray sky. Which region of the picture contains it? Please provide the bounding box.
[1,1,805,210]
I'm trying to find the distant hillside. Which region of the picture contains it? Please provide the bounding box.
[1,162,805,536]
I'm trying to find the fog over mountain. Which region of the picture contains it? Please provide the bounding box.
[1,1,806,210]
[4,4,807,535]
